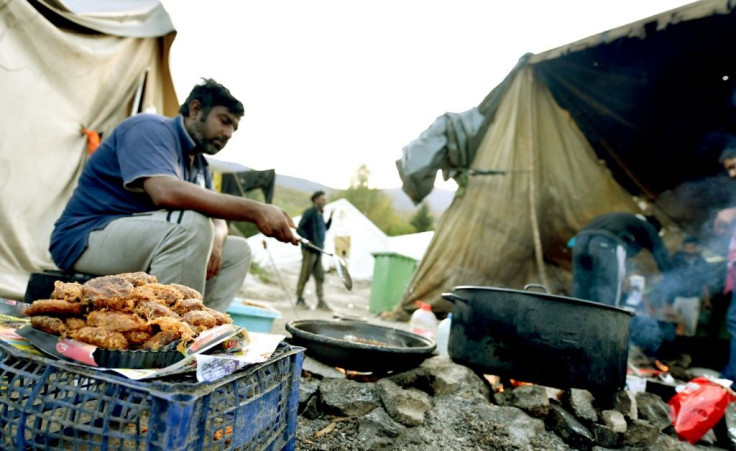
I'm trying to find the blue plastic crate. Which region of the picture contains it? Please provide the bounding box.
[0,340,304,450]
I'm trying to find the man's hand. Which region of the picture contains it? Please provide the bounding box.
[207,241,223,279]
[255,204,298,245]
[715,207,736,234]
[207,219,228,280]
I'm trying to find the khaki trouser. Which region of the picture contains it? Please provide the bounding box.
[74,210,251,312]
[296,249,324,301]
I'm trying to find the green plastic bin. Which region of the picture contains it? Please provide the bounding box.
[370,252,418,314]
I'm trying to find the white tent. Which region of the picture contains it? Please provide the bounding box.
[248,198,388,280]
[386,231,434,262]
[0,0,178,299]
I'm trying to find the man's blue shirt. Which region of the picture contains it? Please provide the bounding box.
[50,114,212,271]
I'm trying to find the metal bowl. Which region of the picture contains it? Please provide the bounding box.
[285,319,436,373]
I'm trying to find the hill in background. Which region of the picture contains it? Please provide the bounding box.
[276,173,454,213]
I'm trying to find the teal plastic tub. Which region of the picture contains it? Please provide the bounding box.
[227,300,282,333]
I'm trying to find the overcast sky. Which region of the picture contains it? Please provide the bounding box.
[161,0,694,190]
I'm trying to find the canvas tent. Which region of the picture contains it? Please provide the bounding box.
[396,0,736,315]
[0,0,178,299]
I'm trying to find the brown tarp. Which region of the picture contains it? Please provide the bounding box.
[401,67,638,313]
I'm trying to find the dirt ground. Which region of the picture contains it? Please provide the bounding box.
[237,260,411,336]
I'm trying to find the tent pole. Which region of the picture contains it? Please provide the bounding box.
[526,70,550,289]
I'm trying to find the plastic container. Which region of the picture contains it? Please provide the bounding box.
[0,340,304,450]
[410,301,437,339]
[369,252,418,314]
[436,314,452,356]
[227,299,282,333]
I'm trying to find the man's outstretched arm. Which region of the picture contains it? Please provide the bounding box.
[143,176,297,244]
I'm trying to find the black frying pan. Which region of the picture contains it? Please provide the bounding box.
[285,319,435,373]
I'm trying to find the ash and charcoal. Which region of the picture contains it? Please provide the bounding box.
[294,355,734,450]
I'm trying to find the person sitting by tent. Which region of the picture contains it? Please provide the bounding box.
[295,191,333,310]
[49,78,297,313]
[668,236,711,336]
[713,145,736,382]
[571,212,672,307]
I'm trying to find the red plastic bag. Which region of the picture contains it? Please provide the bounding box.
[668,376,736,444]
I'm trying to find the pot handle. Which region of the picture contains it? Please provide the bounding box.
[523,283,549,294]
[441,293,468,304]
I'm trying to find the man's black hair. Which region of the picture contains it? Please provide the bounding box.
[311,191,325,202]
[179,78,244,117]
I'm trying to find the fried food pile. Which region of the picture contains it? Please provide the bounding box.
[24,272,232,351]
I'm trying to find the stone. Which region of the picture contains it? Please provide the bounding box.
[562,388,598,424]
[645,433,700,450]
[635,391,674,432]
[592,423,621,448]
[600,409,627,433]
[298,377,320,406]
[546,403,594,450]
[301,394,321,420]
[389,356,490,398]
[378,379,432,427]
[357,407,406,450]
[507,385,550,418]
[612,390,638,420]
[320,378,380,417]
[496,407,546,444]
[493,391,508,406]
[623,418,659,447]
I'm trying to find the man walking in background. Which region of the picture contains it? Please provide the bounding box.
[296,191,333,310]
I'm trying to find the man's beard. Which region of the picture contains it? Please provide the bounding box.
[191,118,225,155]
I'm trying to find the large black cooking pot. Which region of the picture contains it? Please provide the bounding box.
[285,319,436,373]
[442,285,633,399]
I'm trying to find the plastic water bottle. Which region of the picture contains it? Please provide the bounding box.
[436,313,452,356]
[410,300,438,339]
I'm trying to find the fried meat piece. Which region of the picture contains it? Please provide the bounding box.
[123,330,154,347]
[51,281,83,302]
[131,283,183,306]
[204,307,233,325]
[86,310,150,333]
[171,298,206,315]
[181,310,217,332]
[70,327,129,350]
[135,301,178,321]
[24,299,84,317]
[64,317,87,330]
[169,283,203,301]
[118,272,158,287]
[31,316,67,335]
[148,317,196,346]
[141,331,180,350]
[82,276,135,311]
